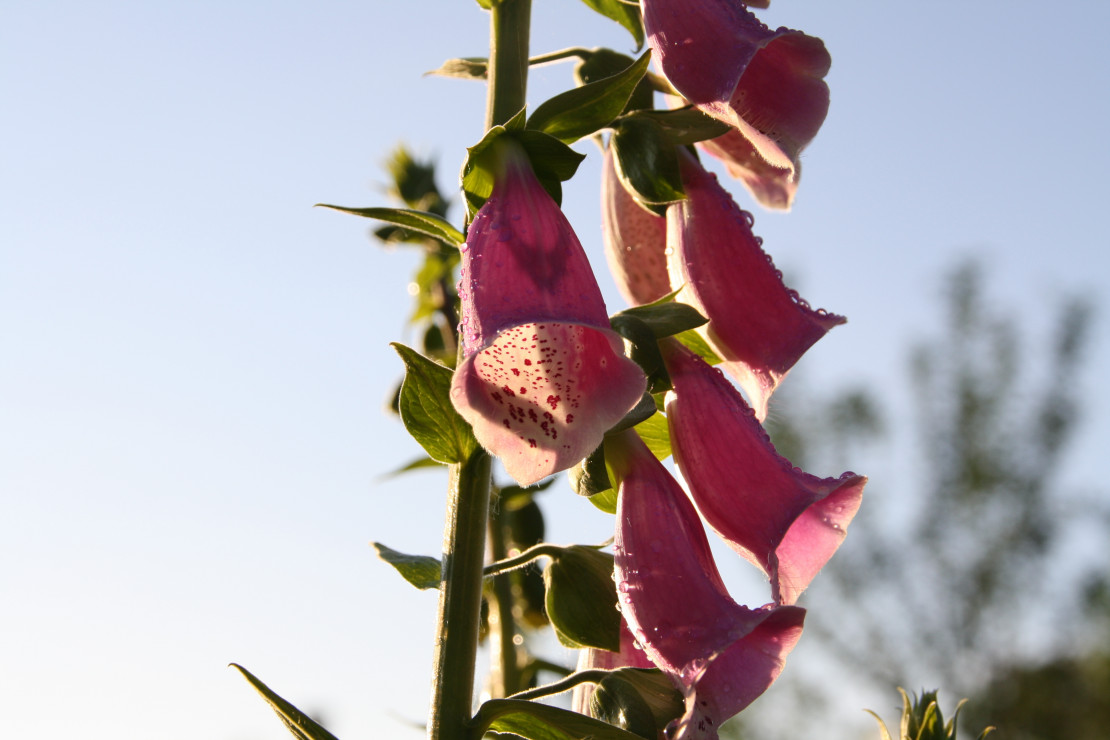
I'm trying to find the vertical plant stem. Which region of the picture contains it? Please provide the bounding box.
[486,497,524,698]
[486,0,532,128]
[427,450,492,740]
[427,3,532,738]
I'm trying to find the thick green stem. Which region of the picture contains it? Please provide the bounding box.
[426,450,492,740]
[486,0,532,128]
[486,502,524,698]
[426,2,532,737]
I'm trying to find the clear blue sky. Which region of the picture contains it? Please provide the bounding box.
[2,1,1108,738]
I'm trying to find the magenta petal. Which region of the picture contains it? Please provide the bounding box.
[663,343,866,605]
[609,431,805,735]
[601,145,672,306]
[697,128,797,211]
[450,147,645,485]
[668,150,843,420]
[451,322,645,486]
[643,0,829,182]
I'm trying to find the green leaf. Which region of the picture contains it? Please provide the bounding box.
[380,456,445,479]
[674,328,723,365]
[392,343,478,464]
[372,542,442,590]
[461,123,586,216]
[615,300,709,339]
[621,107,731,145]
[528,52,651,144]
[588,487,618,514]
[634,411,671,460]
[576,0,645,47]
[427,56,488,80]
[611,116,685,214]
[475,0,491,7]
[544,546,621,651]
[316,205,464,248]
[230,664,341,740]
[474,698,647,740]
[590,669,685,738]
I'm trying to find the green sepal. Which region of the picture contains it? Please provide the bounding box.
[544,546,621,651]
[229,664,341,740]
[611,116,685,215]
[461,115,584,217]
[528,52,651,144]
[674,328,723,365]
[610,314,669,393]
[427,56,488,80]
[634,411,671,460]
[574,50,654,114]
[475,0,492,8]
[569,445,612,498]
[473,698,647,740]
[576,0,644,47]
[590,669,685,739]
[372,542,442,590]
[380,456,445,479]
[589,487,619,514]
[614,292,709,339]
[620,107,731,146]
[391,343,478,464]
[316,205,464,248]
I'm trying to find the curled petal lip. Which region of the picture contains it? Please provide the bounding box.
[451,321,644,486]
[663,342,865,605]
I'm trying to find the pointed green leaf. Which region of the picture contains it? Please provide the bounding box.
[392,343,478,464]
[462,124,585,216]
[230,664,341,740]
[634,411,671,460]
[591,669,684,738]
[427,57,488,80]
[864,710,896,740]
[474,698,647,740]
[674,328,723,365]
[316,205,464,248]
[528,52,651,144]
[588,487,618,514]
[615,299,708,339]
[611,116,685,214]
[621,107,731,145]
[544,546,620,651]
[380,456,445,479]
[576,0,644,47]
[372,542,442,590]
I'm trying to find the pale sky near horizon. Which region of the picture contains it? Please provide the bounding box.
[3,2,1109,738]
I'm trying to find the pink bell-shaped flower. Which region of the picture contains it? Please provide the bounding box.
[642,0,830,195]
[450,142,646,486]
[608,429,806,739]
[668,149,843,420]
[663,341,866,606]
[600,145,671,306]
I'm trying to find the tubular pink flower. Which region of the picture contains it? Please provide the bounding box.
[642,0,830,192]
[601,145,671,306]
[608,430,805,738]
[449,144,646,486]
[663,342,866,606]
[668,149,843,420]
